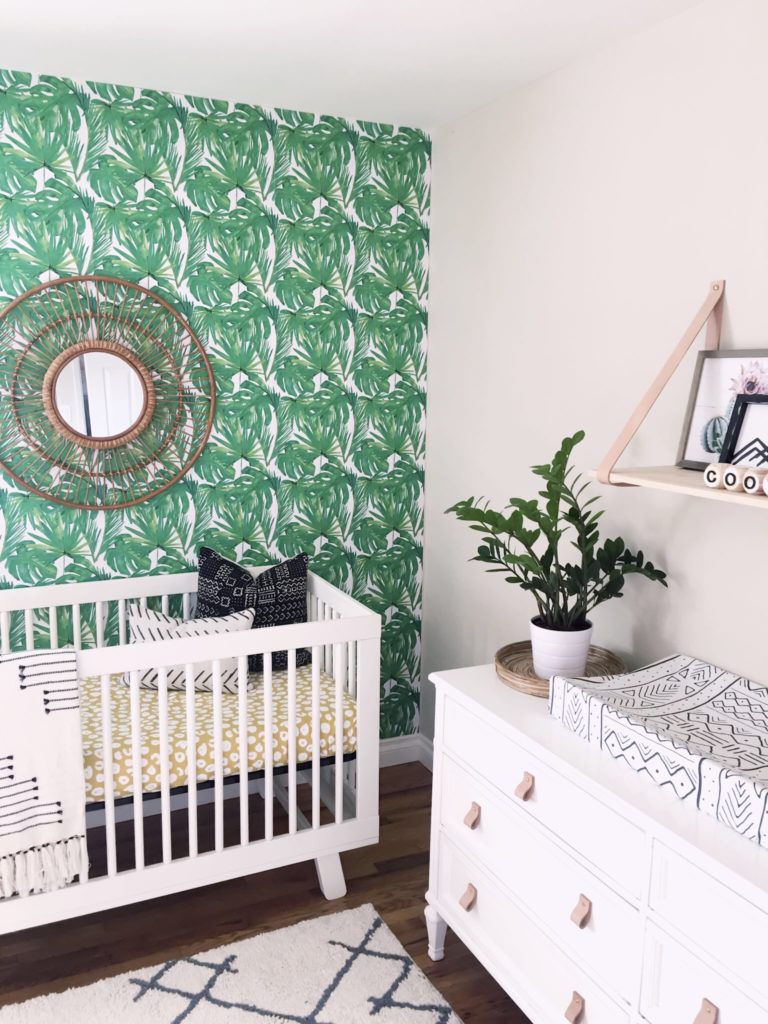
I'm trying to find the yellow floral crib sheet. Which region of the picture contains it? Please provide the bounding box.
[79,665,357,803]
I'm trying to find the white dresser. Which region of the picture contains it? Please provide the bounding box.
[425,665,768,1024]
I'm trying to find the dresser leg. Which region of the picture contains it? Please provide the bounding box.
[425,904,448,961]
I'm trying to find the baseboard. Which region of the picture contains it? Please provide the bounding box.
[417,734,434,771]
[380,734,433,771]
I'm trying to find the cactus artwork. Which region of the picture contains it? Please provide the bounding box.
[701,415,727,454]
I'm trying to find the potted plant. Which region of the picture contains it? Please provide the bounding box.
[446,431,667,680]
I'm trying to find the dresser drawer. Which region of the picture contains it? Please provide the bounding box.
[436,835,629,1024]
[442,696,645,896]
[439,754,640,1001]
[641,922,765,1024]
[650,842,768,1001]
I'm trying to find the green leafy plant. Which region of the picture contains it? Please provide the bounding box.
[446,431,667,631]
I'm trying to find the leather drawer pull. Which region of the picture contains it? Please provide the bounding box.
[459,883,477,912]
[514,771,535,801]
[564,991,585,1023]
[693,998,719,1024]
[463,801,481,829]
[569,894,592,929]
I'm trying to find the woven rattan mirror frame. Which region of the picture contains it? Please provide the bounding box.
[0,275,215,510]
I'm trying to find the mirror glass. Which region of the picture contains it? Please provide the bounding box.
[54,351,146,439]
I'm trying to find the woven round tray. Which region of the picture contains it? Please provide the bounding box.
[494,641,626,698]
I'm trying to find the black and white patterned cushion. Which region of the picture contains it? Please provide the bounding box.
[128,606,256,692]
[196,548,311,672]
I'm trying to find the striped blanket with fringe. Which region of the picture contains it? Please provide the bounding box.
[0,649,88,898]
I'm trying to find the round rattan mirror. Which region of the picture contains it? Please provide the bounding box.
[0,276,215,510]
[44,342,156,450]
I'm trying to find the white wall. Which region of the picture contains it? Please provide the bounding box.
[421,0,768,736]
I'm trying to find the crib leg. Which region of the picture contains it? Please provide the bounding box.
[315,852,347,900]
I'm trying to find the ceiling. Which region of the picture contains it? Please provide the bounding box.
[0,0,701,129]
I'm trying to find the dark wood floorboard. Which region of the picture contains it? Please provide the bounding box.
[0,762,529,1022]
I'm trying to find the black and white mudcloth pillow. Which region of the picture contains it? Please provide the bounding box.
[127,606,256,692]
[196,548,311,672]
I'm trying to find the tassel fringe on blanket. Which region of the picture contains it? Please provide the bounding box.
[0,835,89,899]
[0,649,89,900]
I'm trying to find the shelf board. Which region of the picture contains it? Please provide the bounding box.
[592,465,768,508]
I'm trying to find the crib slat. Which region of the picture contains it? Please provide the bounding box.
[317,600,326,673]
[158,666,171,863]
[73,604,82,650]
[324,604,332,675]
[182,593,191,621]
[237,655,248,846]
[287,649,297,834]
[24,609,33,650]
[118,599,127,645]
[129,669,145,870]
[322,609,328,679]
[348,641,356,697]
[48,606,58,648]
[100,673,117,876]
[334,642,344,824]
[263,652,273,841]
[95,601,104,648]
[213,659,224,853]
[0,611,9,653]
[184,663,198,858]
[311,646,321,829]
[161,595,169,615]
[334,609,342,678]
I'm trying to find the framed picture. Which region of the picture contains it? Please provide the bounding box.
[677,350,768,470]
[719,395,768,466]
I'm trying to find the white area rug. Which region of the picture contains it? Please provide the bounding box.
[0,904,461,1023]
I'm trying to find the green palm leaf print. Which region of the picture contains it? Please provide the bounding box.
[0,69,430,737]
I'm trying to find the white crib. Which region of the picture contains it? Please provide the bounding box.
[0,569,381,936]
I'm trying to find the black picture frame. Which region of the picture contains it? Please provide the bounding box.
[719,394,768,466]
[676,350,768,470]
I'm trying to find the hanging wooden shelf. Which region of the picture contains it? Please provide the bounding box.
[591,280,768,509]
[590,464,768,508]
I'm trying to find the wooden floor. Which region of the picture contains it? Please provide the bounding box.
[0,762,529,1021]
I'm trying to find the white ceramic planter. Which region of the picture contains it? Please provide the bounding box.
[530,617,592,681]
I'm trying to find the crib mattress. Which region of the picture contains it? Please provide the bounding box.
[80,665,357,803]
[549,654,768,848]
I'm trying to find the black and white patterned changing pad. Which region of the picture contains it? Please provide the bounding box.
[549,654,768,848]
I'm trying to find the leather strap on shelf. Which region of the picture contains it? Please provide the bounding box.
[596,280,726,485]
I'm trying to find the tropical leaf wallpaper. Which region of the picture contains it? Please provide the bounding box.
[0,69,431,737]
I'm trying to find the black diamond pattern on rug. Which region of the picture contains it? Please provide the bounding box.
[130,915,454,1023]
